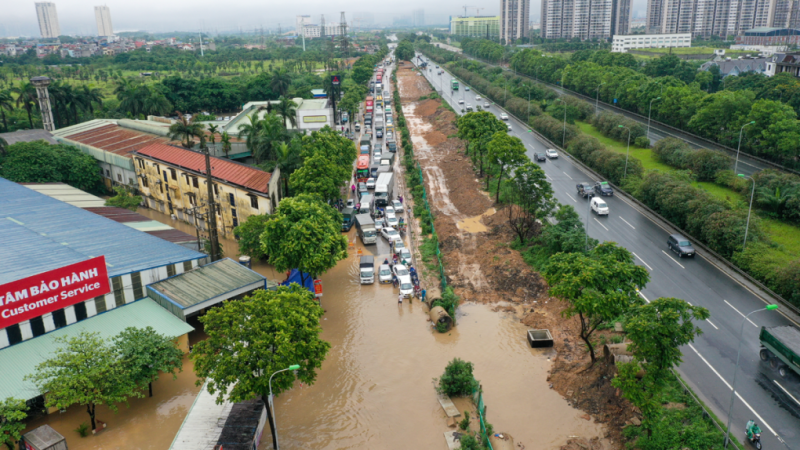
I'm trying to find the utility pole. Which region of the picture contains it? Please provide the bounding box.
[201,138,221,262]
[199,33,204,57]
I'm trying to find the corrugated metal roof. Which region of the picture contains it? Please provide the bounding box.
[147,258,266,309]
[0,178,206,283]
[59,122,170,159]
[0,299,195,400]
[21,183,107,208]
[0,129,58,145]
[135,143,272,193]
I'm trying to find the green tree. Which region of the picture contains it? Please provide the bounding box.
[457,111,507,177]
[169,113,205,148]
[395,40,415,61]
[261,194,348,286]
[543,242,650,364]
[105,186,142,211]
[0,141,101,192]
[113,327,184,398]
[743,99,800,160]
[220,131,232,157]
[274,97,298,129]
[234,214,271,261]
[191,285,330,450]
[25,332,136,431]
[502,162,557,244]
[270,69,292,97]
[12,82,37,129]
[0,90,13,131]
[613,298,709,428]
[437,358,479,397]
[0,397,28,450]
[486,132,528,202]
[272,140,303,197]
[289,153,343,203]
[206,124,219,147]
[237,112,264,157]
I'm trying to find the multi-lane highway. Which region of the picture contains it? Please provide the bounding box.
[416,53,800,449]
[449,53,788,177]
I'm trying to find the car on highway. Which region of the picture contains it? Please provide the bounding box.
[483,102,490,108]
[466,104,473,112]
[398,275,414,298]
[458,99,464,104]
[435,65,439,68]
[358,182,368,195]
[373,151,382,164]
[476,95,482,101]
[576,183,595,198]
[386,214,399,229]
[465,86,470,91]
[392,264,410,278]
[385,206,395,216]
[346,199,355,208]
[374,217,385,231]
[392,199,404,213]
[367,177,376,189]
[507,123,512,132]
[534,152,547,162]
[590,197,609,216]
[381,227,400,241]
[398,247,412,263]
[667,234,696,257]
[546,149,558,159]
[594,181,614,196]
[500,113,508,120]
[379,264,393,284]
[393,239,407,256]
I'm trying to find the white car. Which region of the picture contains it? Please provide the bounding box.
[475,95,482,101]
[386,214,399,229]
[507,123,512,132]
[385,206,396,216]
[378,264,393,284]
[224,116,231,121]
[546,149,559,159]
[366,177,376,189]
[398,248,412,263]
[392,264,410,278]
[591,197,609,216]
[346,199,355,209]
[381,227,400,241]
[483,102,490,108]
[500,113,509,120]
[375,218,385,231]
[393,239,407,256]
[458,99,464,104]
[391,199,404,213]
[398,275,414,298]
[373,152,382,164]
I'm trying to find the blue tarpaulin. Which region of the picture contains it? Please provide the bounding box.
[281,269,314,292]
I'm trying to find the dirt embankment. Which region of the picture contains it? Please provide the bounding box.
[397,63,636,448]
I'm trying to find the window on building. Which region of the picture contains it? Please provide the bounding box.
[112,276,125,307]
[170,168,177,180]
[105,169,110,177]
[131,272,144,300]
[52,309,67,328]
[248,194,258,209]
[142,177,149,188]
[30,317,45,337]
[192,177,199,188]
[159,183,163,193]
[117,174,122,182]
[213,184,219,196]
[183,260,193,272]
[154,164,160,174]
[137,158,145,169]
[188,192,197,206]
[163,171,168,182]
[167,264,176,277]
[233,217,239,228]
[129,178,135,185]
[6,325,22,345]
[229,193,235,205]
[74,302,87,321]
[94,296,107,314]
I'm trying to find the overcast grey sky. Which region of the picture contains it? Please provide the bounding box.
[1,0,648,37]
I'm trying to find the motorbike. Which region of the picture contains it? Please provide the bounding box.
[746,420,762,450]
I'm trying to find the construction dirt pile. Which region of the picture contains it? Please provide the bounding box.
[397,63,634,449]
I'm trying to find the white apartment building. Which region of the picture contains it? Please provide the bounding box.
[95,5,113,37]
[296,15,312,34]
[646,0,781,36]
[612,32,692,52]
[501,0,531,42]
[542,0,630,40]
[35,2,61,39]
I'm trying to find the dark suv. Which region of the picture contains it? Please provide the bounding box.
[576,182,595,198]
[667,234,695,257]
[594,181,613,196]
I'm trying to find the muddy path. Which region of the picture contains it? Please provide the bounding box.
[397,64,615,448]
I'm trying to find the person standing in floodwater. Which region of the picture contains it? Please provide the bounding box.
[398,292,403,304]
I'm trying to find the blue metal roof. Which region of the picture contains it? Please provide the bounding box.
[0,177,206,284]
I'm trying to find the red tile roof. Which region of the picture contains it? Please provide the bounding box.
[62,123,169,158]
[135,143,272,194]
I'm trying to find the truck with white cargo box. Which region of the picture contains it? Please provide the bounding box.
[374,173,394,207]
[359,255,375,284]
[355,214,377,244]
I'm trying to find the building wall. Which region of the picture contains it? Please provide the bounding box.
[501,0,531,42]
[132,156,272,239]
[95,5,113,37]
[0,259,203,349]
[35,2,60,39]
[450,17,501,39]
[542,0,629,39]
[648,0,787,36]
[612,32,692,51]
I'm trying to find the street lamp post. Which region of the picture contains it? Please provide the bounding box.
[595,82,606,115]
[738,174,756,250]
[723,305,779,449]
[734,121,755,175]
[268,364,301,450]
[585,193,591,252]
[647,97,661,141]
[556,97,567,147]
[619,125,631,179]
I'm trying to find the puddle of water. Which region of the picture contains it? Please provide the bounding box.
[457,208,497,233]
[21,357,201,450]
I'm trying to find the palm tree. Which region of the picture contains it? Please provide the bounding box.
[0,137,8,156]
[169,112,205,148]
[273,140,302,198]
[756,185,796,215]
[0,90,13,131]
[220,131,232,158]
[270,69,291,97]
[207,124,219,146]
[12,82,38,129]
[237,112,264,160]
[274,97,298,129]
[142,88,172,116]
[79,85,104,115]
[254,114,288,163]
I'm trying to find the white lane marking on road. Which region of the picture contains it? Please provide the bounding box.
[632,252,653,271]
[637,290,650,303]
[773,380,800,406]
[687,343,778,437]
[545,173,552,181]
[565,193,577,203]
[705,319,719,330]
[661,250,685,269]
[593,218,609,231]
[723,300,758,327]
[562,171,573,180]
[619,216,635,229]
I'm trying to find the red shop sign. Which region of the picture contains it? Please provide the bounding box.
[0,256,110,329]
[313,279,323,298]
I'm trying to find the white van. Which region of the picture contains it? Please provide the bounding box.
[591,197,609,216]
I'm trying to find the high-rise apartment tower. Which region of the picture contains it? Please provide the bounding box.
[35,2,61,39]
[541,0,631,40]
[95,5,113,37]
[501,0,531,42]
[645,0,780,36]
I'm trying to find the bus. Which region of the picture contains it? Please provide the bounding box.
[365,96,374,113]
[451,79,459,90]
[356,155,371,182]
